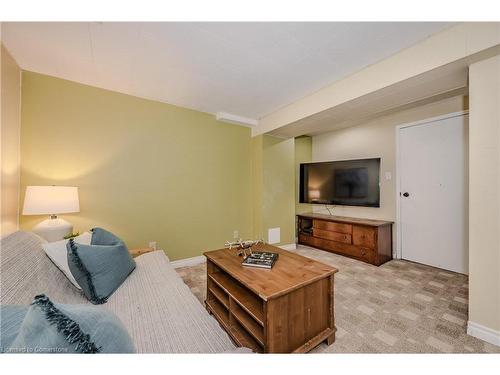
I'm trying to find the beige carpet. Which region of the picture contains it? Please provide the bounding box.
[176,245,500,353]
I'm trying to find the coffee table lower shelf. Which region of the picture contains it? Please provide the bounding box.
[206,300,263,353]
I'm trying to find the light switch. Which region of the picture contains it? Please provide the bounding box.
[385,172,392,180]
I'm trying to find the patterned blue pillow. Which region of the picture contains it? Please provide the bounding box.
[1,295,135,353]
[66,228,136,304]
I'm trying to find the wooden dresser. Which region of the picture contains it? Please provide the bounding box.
[204,244,338,353]
[297,213,393,266]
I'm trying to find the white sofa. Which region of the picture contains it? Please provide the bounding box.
[0,231,248,353]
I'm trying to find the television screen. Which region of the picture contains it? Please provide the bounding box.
[299,158,380,207]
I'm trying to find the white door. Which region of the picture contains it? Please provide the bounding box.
[399,113,468,274]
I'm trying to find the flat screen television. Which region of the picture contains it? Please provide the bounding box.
[299,158,381,207]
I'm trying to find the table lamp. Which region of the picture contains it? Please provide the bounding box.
[22,186,80,242]
[309,189,321,202]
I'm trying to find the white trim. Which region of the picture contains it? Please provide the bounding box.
[394,110,469,259]
[279,243,297,251]
[170,243,297,268]
[216,112,258,127]
[467,321,500,347]
[171,255,206,269]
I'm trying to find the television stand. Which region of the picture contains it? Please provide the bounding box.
[297,213,393,266]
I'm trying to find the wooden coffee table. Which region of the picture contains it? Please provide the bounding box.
[203,243,338,353]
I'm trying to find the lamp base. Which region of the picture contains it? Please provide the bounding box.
[33,217,73,242]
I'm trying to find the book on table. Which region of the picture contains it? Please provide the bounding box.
[241,251,279,269]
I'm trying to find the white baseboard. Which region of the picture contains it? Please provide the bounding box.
[171,255,206,269]
[171,243,297,268]
[279,243,297,251]
[467,321,500,347]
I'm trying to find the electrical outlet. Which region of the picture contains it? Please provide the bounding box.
[148,241,157,251]
[233,230,239,239]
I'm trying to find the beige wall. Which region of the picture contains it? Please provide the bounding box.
[1,44,21,236]
[468,54,500,335]
[20,72,253,260]
[312,95,468,248]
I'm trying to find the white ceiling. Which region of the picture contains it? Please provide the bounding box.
[2,22,454,121]
[268,62,469,138]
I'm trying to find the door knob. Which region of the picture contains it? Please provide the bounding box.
[402,192,410,197]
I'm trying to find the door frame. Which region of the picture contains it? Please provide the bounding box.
[394,110,469,259]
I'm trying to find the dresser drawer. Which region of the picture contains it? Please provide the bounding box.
[313,228,351,244]
[298,234,315,247]
[352,226,376,248]
[313,220,352,234]
[312,237,374,263]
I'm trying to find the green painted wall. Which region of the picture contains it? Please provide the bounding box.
[251,135,295,245]
[251,135,264,239]
[20,72,253,260]
[294,136,312,215]
[263,136,295,245]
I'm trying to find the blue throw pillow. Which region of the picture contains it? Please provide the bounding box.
[1,294,135,353]
[90,227,124,246]
[66,228,136,304]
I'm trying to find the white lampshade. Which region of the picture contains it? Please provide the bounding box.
[309,189,321,200]
[23,186,80,215]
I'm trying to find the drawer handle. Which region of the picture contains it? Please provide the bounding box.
[360,248,366,256]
